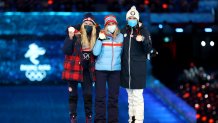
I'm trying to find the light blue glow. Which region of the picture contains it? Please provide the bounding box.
[158,24,163,29]
[175,28,183,33]
[204,28,212,32]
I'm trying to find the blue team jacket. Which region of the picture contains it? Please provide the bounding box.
[93,33,123,71]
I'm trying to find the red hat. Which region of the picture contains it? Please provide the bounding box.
[104,15,117,26]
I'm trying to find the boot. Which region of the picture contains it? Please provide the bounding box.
[131,116,135,123]
[70,115,77,123]
[86,115,92,123]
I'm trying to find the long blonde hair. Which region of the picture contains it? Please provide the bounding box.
[104,25,120,38]
[80,23,97,50]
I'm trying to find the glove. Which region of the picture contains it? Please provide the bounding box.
[98,30,106,41]
[67,26,75,40]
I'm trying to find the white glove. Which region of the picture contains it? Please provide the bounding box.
[68,27,75,40]
[99,30,106,40]
[68,27,75,32]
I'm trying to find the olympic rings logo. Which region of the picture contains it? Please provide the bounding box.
[25,70,47,81]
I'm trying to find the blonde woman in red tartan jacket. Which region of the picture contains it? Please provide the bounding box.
[62,13,100,123]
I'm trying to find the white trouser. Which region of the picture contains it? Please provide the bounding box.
[126,89,144,123]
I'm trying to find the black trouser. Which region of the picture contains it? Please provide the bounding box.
[68,69,92,117]
[94,71,120,123]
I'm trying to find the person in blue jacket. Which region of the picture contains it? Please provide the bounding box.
[93,15,123,123]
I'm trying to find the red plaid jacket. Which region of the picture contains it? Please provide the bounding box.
[62,36,96,82]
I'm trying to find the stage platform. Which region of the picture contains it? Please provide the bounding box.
[0,85,191,123]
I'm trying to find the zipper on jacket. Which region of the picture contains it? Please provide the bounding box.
[128,28,133,88]
[111,39,114,70]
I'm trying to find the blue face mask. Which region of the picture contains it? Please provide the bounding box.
[127,19,137,27]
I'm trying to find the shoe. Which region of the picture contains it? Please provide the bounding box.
[131,116,135,123]
[70,115,77,123]
[86,115,92,123]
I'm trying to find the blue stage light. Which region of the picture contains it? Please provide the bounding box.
[204,28,212,32]
[158,24,163,29]
[175,28,183,33]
